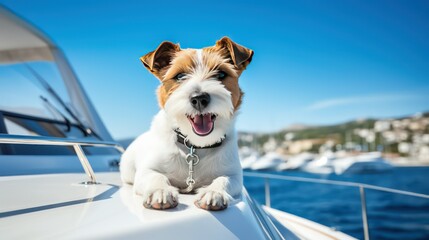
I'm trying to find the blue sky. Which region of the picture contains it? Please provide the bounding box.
[1,0,428,139]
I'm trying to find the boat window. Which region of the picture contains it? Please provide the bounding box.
[0,61,76,124]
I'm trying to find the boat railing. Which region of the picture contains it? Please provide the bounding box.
[243,171,429,240]
[0,134,125,184]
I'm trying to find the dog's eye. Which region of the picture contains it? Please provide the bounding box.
[216,71,227,80]
[174,73,187,81]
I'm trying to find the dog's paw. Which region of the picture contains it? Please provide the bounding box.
[142,186,179,210]
[195,188,231,211]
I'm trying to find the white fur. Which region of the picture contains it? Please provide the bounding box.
[120,49,242,209]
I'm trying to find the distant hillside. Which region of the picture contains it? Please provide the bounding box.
[239,111,429,155]
[239,118,375,147]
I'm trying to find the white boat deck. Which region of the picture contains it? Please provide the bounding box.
[0,172,359,239]
[0,173,267,240]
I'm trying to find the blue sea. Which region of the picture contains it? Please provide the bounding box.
[244,167,429,240]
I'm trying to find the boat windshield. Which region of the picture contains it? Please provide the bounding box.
[0,60,111,156]
[0,60,75,124]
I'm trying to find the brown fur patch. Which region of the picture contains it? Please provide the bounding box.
[202,48,243,111]
[157,49,197,108]
[140,41,181,80]
[216,37,254,71]
[164,50,196,80]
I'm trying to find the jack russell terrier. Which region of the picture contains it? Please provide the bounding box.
[120,37,253,211]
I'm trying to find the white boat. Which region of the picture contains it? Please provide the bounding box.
[277,152,315,171]
[332,152,393,175]
[239,146,259,169]
[300,152,393,175]
[300,152,336,174]
[250,152,286,171]
[240,153,259,169]
[0,6,360,239]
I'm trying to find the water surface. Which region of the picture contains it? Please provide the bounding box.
[244,167,429,240]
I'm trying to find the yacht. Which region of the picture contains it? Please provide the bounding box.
[300,152,336,174]
[300,152,393,175]
[239,146,259,169]
[332,152,393,175]
[250,152,285,171]
[277,152,315,171]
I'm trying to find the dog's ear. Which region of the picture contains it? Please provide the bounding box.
[216,37,253,70]
[140,41,181,78]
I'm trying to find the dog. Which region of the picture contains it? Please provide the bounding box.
[120,37,253,211]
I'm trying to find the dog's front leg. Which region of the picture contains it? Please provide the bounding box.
[195,175,242,211]
[134,170,179,210]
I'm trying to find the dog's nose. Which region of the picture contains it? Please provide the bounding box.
[190,92,211,111]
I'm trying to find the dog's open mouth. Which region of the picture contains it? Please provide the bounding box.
[187,114,216,136]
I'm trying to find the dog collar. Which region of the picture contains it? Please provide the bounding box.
[174,129,225,149]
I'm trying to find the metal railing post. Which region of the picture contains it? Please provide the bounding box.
[265,178,271,207]
[73,144,98,184]
[359,186,370,240]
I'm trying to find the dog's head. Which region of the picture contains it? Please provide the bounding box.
[141,37,253,147]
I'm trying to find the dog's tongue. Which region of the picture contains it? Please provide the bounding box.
[190,114,214,136]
